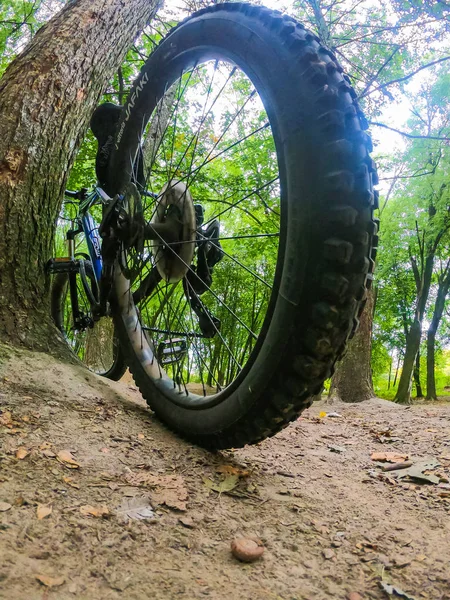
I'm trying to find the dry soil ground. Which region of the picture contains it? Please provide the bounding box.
[1,345,449,600]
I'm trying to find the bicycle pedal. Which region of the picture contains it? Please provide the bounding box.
[46,258,79,274]
[157,338,187,365]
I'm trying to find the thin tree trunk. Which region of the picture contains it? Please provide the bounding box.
[388,355,392,390]
[395,253,434,403]
[427,330,437,401]
[393,354,400,388]
[395,319,422,403]
[413,351,423,398]
[426,267,450,400]
[329,288,375,402]
[0,0,160,349]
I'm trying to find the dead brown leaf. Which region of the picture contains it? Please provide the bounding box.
[124,472,188,511]
[35,574,65,588]
[216,464,250,477]
[371,452,409,463]
[63,476,80,489]
[15,447,29,460]
[37,504,52,520]
[42,449,56,458]
[79,504,110,518]
[57,450,80,469]
[0,410,13,428]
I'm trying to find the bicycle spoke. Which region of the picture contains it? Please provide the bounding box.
[118,55,281,402]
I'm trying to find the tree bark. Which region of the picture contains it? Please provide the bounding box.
[329,288,375,403]
[426,267,450,400]
[395,253,434,403]
[413,351,423,398]
[0,0,160,349]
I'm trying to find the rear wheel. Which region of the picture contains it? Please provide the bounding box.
[107,3,378,448]
[51,262,126,380]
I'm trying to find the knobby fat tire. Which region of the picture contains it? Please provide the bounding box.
[107,3,378,448]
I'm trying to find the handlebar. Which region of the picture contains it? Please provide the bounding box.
[65,188,88,200]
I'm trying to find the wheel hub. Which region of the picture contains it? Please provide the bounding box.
[152,181,196,283]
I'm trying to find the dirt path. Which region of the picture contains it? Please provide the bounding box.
[1,346,449,600]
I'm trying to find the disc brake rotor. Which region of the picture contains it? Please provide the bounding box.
[152,181,196,283]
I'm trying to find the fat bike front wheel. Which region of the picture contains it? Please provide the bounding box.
[106,3,378,449]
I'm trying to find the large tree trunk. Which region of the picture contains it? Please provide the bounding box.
[0,0,159,349]
[426,268,450,400]
[329,289,375,403]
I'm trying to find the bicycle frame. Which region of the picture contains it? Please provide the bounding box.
[71,190,103,281]
[47,188,110,329]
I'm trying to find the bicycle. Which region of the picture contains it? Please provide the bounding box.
[50,3,378,449]
[48,188,126,380]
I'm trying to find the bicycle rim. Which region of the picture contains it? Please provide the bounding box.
[113,57,284,407]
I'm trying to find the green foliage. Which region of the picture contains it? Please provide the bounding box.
[2,0,450,398]
[0,0,66,75]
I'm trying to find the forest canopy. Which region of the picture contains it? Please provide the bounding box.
[1,0,449,403]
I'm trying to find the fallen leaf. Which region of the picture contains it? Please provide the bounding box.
[15,447,29,460]
[328,445,346,453]
[0,411,13,427]
[203,474,239,493]
[115,495,156,522]
[178,516,195,528]
[37,504,52,520]
[216,464,250,477]
[35,574,65,588]
[79,504,110,518]
[371,452,408,463]
[124,473,188,511]
[0,502,12,512]
[379,581,416,599]
[63,476,80,489]
[56,450,80,469]
[42,449,56,458]
[390,459,440,485]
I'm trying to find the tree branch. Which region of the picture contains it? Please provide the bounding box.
[360,45,401,98]
[369,121,450,141]
[378,171,436,181]
[359,56,450,99]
